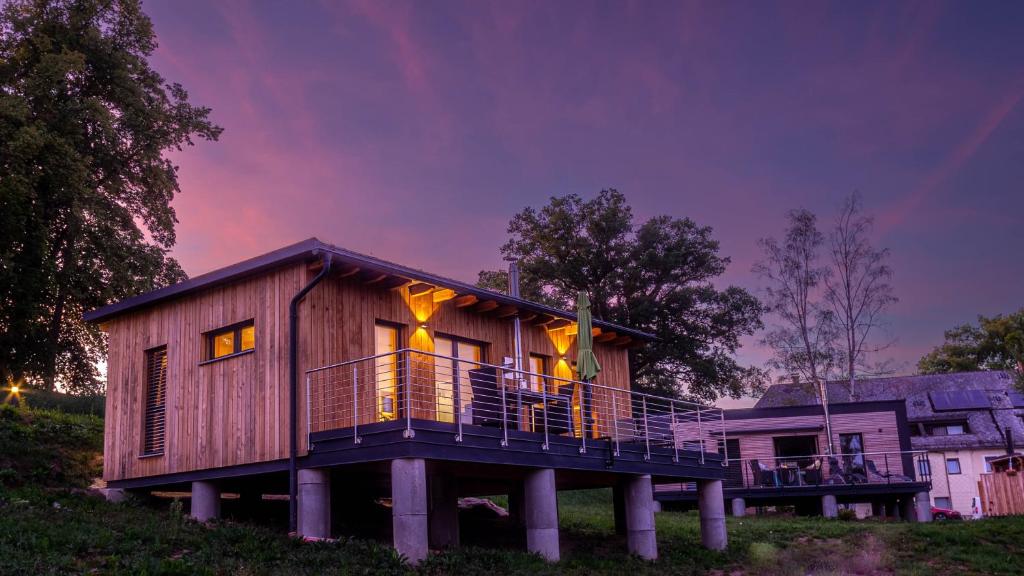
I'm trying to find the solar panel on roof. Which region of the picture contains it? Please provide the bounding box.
[1009,391,1024,409]
[929,390,990,411]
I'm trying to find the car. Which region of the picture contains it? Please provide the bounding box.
[931,506,963,520]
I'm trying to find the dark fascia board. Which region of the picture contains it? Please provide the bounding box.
[82,238,322,323]
[724,400,907,421]
[83,238,655,341]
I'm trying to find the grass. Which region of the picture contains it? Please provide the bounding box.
[3,405,1023,575]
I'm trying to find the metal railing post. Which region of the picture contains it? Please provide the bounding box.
[720,409,728,466]
[499,367,509,447]
[403,350,414,438]
[454,359,463,443]
[611,389,620,456]
[884,453,890,484]
[352,365,361,444]
[305,373,312,442]
[642,396,650,461]
[579,384,587,454]
[670,400,679,463]
[696,404,704,464]
[541,377,550,451]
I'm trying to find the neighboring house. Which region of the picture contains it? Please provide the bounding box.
[84,238,730,563]
[755,371,1024,516]
[656,401,933,522]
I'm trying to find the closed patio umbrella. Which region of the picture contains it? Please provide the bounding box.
[576,291,601,438]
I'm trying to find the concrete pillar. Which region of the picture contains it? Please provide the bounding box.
[190,481,220,522]
[613,483,627,535]
[821,494,838,518]
[914,491,933,523]
[524,468,560,562]
[731,498,747,518]
[697,479,727,551]
[429,476,459,549]
[298,468,331,540]
[392,458,429,565]
[624,474,658,560]
[102,488,126,503]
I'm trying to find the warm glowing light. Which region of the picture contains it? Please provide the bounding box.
[431,289,456,303]
[419,323,429,330]
[10,385,19,394]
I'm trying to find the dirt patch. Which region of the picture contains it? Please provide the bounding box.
[738,534,892,576]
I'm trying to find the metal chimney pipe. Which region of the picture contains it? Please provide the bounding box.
[509,262,524,375]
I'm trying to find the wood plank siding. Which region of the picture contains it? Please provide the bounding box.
[103,262,632,481]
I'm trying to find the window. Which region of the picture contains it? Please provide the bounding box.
[934,497,952,509]
[528,354,549,392]
[927,421,969,436]
[434,335,484,423]
[946,458,962,474]
[839,433,865,470]
[984,456,1000,473]
[205,320,255,361]
[142,346,168,456]
[918,459,931,476]
[374,323,401,422]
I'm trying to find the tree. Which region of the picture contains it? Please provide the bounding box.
[823,193,897,398]
[754,209,839,391]
[918,309,1024,386]
[0,0,220,393]
[478,189,765,401]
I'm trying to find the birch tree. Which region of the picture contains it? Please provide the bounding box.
[824,193,897,398]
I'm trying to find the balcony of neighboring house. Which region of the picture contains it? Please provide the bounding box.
[303,348,728,479]
[655,449,934,519]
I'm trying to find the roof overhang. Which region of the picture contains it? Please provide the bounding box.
[83,238,655,342]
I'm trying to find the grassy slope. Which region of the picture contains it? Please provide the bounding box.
[2,406,1023,575]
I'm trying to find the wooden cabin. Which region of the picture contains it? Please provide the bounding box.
[657,401,934,521]
[85,238,730,562]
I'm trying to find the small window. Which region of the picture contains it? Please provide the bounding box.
[918,459,931,476]
[142,346,168,456]
[205,320,255,361]
[934,497,952,509]
[946,458,962,475]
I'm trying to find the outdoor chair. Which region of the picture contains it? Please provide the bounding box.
[749,459,779,487]
[803,459,823,485]
[468,367,518,429]
[866,459,911,483]
[541,393,573,436]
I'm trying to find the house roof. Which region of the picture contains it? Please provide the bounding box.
[82,238,655,341]
[754,371,1024,450]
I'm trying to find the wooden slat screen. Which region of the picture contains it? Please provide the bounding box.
[143,346,168,455]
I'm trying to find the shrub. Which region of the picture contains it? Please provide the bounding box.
[838,508,858,521]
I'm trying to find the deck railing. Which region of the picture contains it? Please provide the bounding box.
[655,449,930,493]
[305,348,726,463]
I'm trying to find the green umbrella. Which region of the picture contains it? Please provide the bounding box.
[576,291,601,439]
[575,291,602,382]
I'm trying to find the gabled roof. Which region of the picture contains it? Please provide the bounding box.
[82,238,655,341]
[755,371,1024,450]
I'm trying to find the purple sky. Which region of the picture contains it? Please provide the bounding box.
[146,1,1024,400]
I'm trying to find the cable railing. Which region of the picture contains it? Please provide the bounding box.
[655,449,931,493]
[305,348,726,464]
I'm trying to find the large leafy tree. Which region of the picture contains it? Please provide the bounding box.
[478,189,764,401]
[0,0,220,393]
[918,309,1024,386]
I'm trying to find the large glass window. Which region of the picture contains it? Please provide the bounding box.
[374,323,400,421]
[839,433,865,471]
[205,320,255,361]
[528,354,548,392]
[434,336,483,423]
